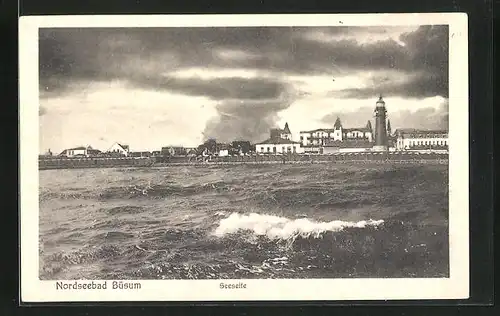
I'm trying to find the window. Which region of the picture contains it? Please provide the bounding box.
[267,147,270,152]
[293,146,296,153]
[273,147,277,153]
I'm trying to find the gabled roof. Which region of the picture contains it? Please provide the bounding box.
[300,128,335,133]
[343,127,371,133]
[283,122,291,134]
[334,117,342,129]
[256,138,301,145]
[68,146,87,150]
[108,142,129,152]
[395,128,448,135]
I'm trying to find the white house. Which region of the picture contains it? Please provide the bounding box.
[106,142,130,156]
[255,138,303,154]
[299,117,373,148]
[395,129,449,151]
[59,146,101,157]
[256,123,303,154]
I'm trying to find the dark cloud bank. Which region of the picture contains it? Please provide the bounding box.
[39,25,449,142]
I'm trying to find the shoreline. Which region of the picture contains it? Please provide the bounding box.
[39,155,449,170]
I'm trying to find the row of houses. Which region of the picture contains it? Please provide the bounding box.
[254,96,448,154]
[255,123,448,155]
[41,142,195,159]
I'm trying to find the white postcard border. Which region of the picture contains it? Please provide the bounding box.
[20,13,469,302]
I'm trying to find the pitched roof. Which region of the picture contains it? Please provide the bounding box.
[117,143,129,149]
[324,139,374,148]
[343,127,371,133]
[256,138,301,145]
[334,117,342,129]
[300,128,335,133]
[395,128,448,136]
[283,122,291,134]
[67,146,87,150]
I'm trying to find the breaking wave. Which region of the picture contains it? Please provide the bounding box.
[213,212,384,240]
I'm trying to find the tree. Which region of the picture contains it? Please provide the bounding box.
[231,141,251,154]
[197,138,217,155]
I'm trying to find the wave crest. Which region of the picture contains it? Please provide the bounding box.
[213,212,384,240]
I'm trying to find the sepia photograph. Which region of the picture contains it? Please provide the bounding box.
[20,13,469,302]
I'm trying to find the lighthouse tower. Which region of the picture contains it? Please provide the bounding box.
[373,95,388,151]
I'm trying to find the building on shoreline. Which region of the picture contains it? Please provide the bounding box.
[59,146,102,158]
[299,97,390,153]
[106,142,130,157]
[255,138,302,154]
[216,143,231,157]
[255,122,303,154]
[394,129,449,151]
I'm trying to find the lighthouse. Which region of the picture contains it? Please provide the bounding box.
[373,95,388,151]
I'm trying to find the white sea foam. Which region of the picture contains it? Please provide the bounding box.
[213,212,384,240]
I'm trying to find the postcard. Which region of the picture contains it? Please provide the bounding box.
[19,13,469,302]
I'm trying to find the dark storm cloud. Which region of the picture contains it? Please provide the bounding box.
[38,27,293,96]
[39,25,448,100]
[131,76,288,100]
[337,71,448,99]
[203,98,295,143]
[296,25,449,98]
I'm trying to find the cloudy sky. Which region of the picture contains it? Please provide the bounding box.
[39,25,448,153]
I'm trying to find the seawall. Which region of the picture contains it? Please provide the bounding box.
[39,152,448,170]
[38,157,154,170]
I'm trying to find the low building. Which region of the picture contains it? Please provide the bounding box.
[255,138,303,154]
[107,142,130,157]
[59,146,102,158]
[216,143,231,157]
[255,123,302,154]
[395,129,449,151]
